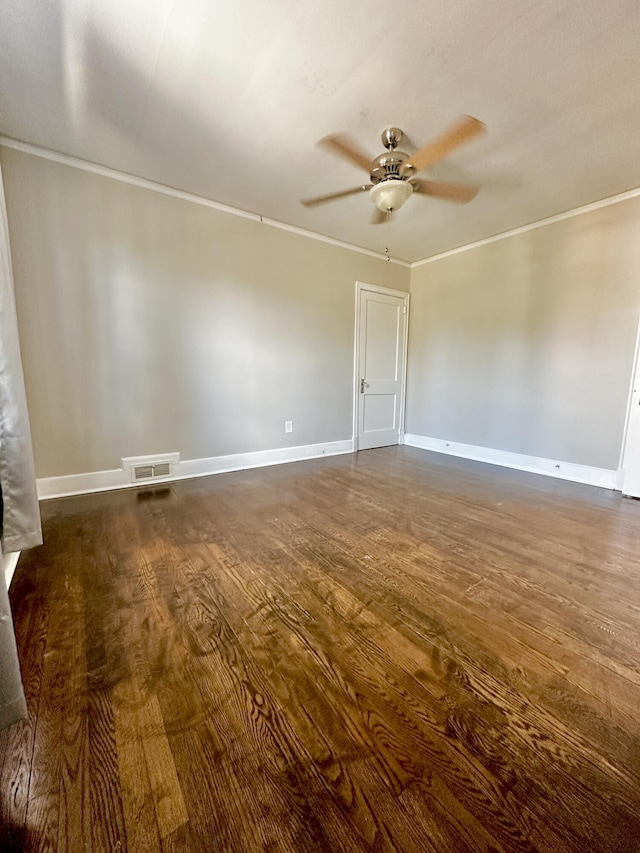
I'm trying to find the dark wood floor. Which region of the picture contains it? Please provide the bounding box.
[2,447,640,852]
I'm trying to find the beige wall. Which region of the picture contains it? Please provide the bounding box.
[5,143,639,481]
[406,198,640,470]
[1,147,409,478]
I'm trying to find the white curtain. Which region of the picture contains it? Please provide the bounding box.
[0,155,42,729]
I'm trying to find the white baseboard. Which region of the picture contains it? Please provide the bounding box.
[404,434,619,490]
[37,439,355,500]
[3,551,20,588]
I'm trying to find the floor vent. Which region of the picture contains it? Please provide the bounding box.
[133,462,172,481]
[133,464,154,481]
[122,453,180,484]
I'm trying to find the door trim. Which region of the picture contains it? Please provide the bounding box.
[620,314,640,494]
[353,281,410,452]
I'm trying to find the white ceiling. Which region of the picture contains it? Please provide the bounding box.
[1,0,640,263]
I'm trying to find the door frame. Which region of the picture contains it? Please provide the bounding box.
[620,314,640,493]
[353,281,410,452]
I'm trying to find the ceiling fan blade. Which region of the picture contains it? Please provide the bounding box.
[409,116,486,173]
[301,184,372,206]
[319,134,374,173]
[370,208,391,225]
[412,178,479,203]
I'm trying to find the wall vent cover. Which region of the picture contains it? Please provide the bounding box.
[122,453,180,484]
[134,464,154,480]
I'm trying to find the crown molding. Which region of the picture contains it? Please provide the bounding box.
[411,185,640,268]
[0,136,410,268]
[7,134,637,272]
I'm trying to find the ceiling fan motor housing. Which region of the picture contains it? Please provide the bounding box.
[370,150,415,185]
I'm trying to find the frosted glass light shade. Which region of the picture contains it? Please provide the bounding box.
[370,179,413,212]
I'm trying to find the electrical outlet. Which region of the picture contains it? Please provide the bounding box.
[285,420,293,433]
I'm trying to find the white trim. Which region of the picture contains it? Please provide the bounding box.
[353,282,410,451]
[3,551,20,588]
[619,314,640,492]
[0,136,409,268]
[403,434,618,490]
[354,281,411,300]
[38,467,130,498]
[411,186,640,268]
[259,216,410,267]
[37,439,354,500]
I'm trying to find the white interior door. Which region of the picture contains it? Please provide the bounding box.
[622,339,640,496]
[356,285,408,451]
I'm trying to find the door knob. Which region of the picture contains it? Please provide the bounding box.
[360,379,369,393]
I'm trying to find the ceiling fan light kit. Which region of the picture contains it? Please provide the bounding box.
[370,179,413,213]
[301,116,486,223]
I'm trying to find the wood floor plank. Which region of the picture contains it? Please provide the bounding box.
[114,518,189,849]
[111,678,161,852]
[23,791,59,853]
[56,535,93,853]
[28,541,80,803]
[81,524,128,853]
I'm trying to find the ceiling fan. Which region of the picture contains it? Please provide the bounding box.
[301,116,486,224]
